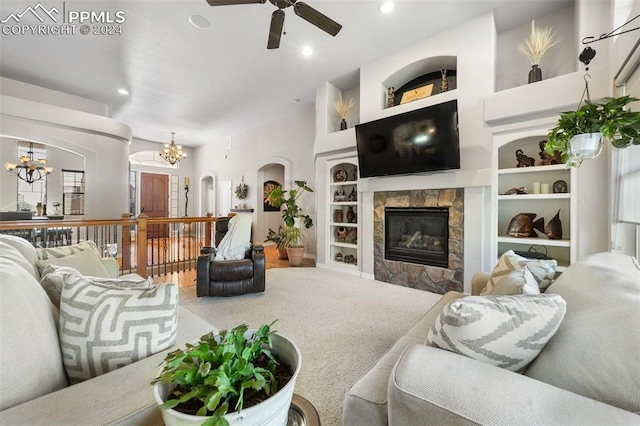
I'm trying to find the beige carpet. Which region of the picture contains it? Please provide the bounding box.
[179,267,442,425]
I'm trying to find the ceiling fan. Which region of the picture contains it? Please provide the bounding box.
[205,0,342,49]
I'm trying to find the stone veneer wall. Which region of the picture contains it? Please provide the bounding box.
[374,189,464,294]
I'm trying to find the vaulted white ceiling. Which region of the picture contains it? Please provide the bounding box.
[0,0,571,147]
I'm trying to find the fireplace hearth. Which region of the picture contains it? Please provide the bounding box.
[385,207,449,268]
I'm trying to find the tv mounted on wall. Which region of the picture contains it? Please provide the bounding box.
[355,99,460,178]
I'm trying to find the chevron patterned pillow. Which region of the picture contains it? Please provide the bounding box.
[59,272,178,384]
[481,250,557,294]
[427,294,566,372]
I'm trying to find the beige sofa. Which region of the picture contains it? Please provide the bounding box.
[344,252,640,425]
[0,235,214,425]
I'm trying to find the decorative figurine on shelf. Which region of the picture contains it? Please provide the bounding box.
[545,209,563,239]
[538,140,562,166]
[334,188,346,201]
[344,254,356,264]
[333,208,344,223]
[440,69,449,92]
[387,87,395,108]
[335,252,343,262]
[507,213,545,238]
[336,226,348,242]
[515,149,536,167]
[346,206,356,223]
[348,187,357,202]
[348,228,357,245]
[502,187,527,195]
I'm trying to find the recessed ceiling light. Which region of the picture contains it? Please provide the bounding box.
[189,14,211,30]
[379,2,395,13]
[118,88,129,95]
[302,46,313,57]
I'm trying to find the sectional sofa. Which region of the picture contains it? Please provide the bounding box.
[0,234,214,424]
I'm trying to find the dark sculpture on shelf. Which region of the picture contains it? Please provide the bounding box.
[538,140,563,166]
[506,213,545,238]
[515,149,536,167]
[545,209,563,239]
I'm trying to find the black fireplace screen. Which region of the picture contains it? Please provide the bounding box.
[384,207,449,268]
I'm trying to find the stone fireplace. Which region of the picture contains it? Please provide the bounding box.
[374,189,463,294]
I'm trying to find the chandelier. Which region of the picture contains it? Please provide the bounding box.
[4,142,53,184]
[159,132,187,165]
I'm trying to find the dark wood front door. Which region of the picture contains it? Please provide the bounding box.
[140,173,169,238]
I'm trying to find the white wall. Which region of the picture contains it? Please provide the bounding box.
[193,103,316,252]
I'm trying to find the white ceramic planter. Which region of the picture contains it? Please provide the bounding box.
[568,132,603,160]
[154,333,301,426]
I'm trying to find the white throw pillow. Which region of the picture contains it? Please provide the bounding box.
[59,272,178,384]
[427,294,566,372]
[0,240,37,278]
[481,250,557,294]
[36,248,110,279]
[36,240,100,260]
[486,266,540,295]
[39,264,152,309]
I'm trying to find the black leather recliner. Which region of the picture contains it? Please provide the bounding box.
[196,216,265,297]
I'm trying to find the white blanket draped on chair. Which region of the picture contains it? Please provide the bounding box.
[214,215,253,261]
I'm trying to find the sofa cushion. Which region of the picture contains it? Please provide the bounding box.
[481,250,557,294]
[39,264,152,309]
[36,240,101,260]
[0,257,68,411]
[427,294,566,372]
[36,247,110,279]
[485,266,540,295]
[525,252,640,414]
[0,240,37,278]
[58,272,178,384]
[0,234,39,277]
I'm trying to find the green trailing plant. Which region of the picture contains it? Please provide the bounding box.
[264,180,314,247]
[546,95,640,166]
[153,321,281,426]
[264,226,287,248]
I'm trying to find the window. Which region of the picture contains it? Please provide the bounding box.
[62,170,85,215]
[16,142,47,212]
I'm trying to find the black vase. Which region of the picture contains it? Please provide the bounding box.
[340,118,347,130]
[528,65,542,84]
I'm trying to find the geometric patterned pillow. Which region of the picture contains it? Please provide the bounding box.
[426,294,566,372]
[58,273,178,384]
[481,250,557,295]
[486,266,541,295]
[40,264,152,309]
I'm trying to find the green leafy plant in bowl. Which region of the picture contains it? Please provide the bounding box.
[546,95,640,167]
[152,321,296,426]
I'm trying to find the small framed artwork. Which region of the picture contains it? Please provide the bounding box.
[263,180,281,212]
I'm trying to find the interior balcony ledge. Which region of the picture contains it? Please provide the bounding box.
[314,127,356,157]
[483,65,610,127]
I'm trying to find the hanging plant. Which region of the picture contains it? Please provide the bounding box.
[235,180,248,199]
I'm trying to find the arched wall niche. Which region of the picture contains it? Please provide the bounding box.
[381,55,458,91]
[256,156,292,244]
[199,172,217,217]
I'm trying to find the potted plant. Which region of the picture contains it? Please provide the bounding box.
[152,321,301,426]
[264,180,314,266]
[546,95,640,167]
[264,226,288,260]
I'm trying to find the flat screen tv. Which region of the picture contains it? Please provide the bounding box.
[355,99,460,178]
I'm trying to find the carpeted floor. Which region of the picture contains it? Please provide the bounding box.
[179,267,442,425]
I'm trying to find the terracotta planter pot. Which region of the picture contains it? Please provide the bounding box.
[286,247,305,266]
[276,244,288,260]
[154,333,301,426]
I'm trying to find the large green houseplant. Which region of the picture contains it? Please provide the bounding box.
[264,180,314,266]
[152,321,300,426]
[545,95,640,167]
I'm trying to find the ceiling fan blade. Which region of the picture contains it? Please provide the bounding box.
[293,2,342,36]
[267,10,285,49]
[205,0,265,6]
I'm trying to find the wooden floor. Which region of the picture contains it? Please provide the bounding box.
[151,245,315,289]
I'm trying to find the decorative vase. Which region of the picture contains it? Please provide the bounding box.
[334,209,343,223]
[346,206,356,224]
[276,244,288,260]
[568,133,603,161]
[545,209,563,240]
[286,247,305,266]
[154,333,301,426]
[36,202,43,216]
[528,64,542,83]
[340,118,347,130]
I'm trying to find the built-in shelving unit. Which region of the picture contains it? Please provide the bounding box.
[327,160,359,271]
